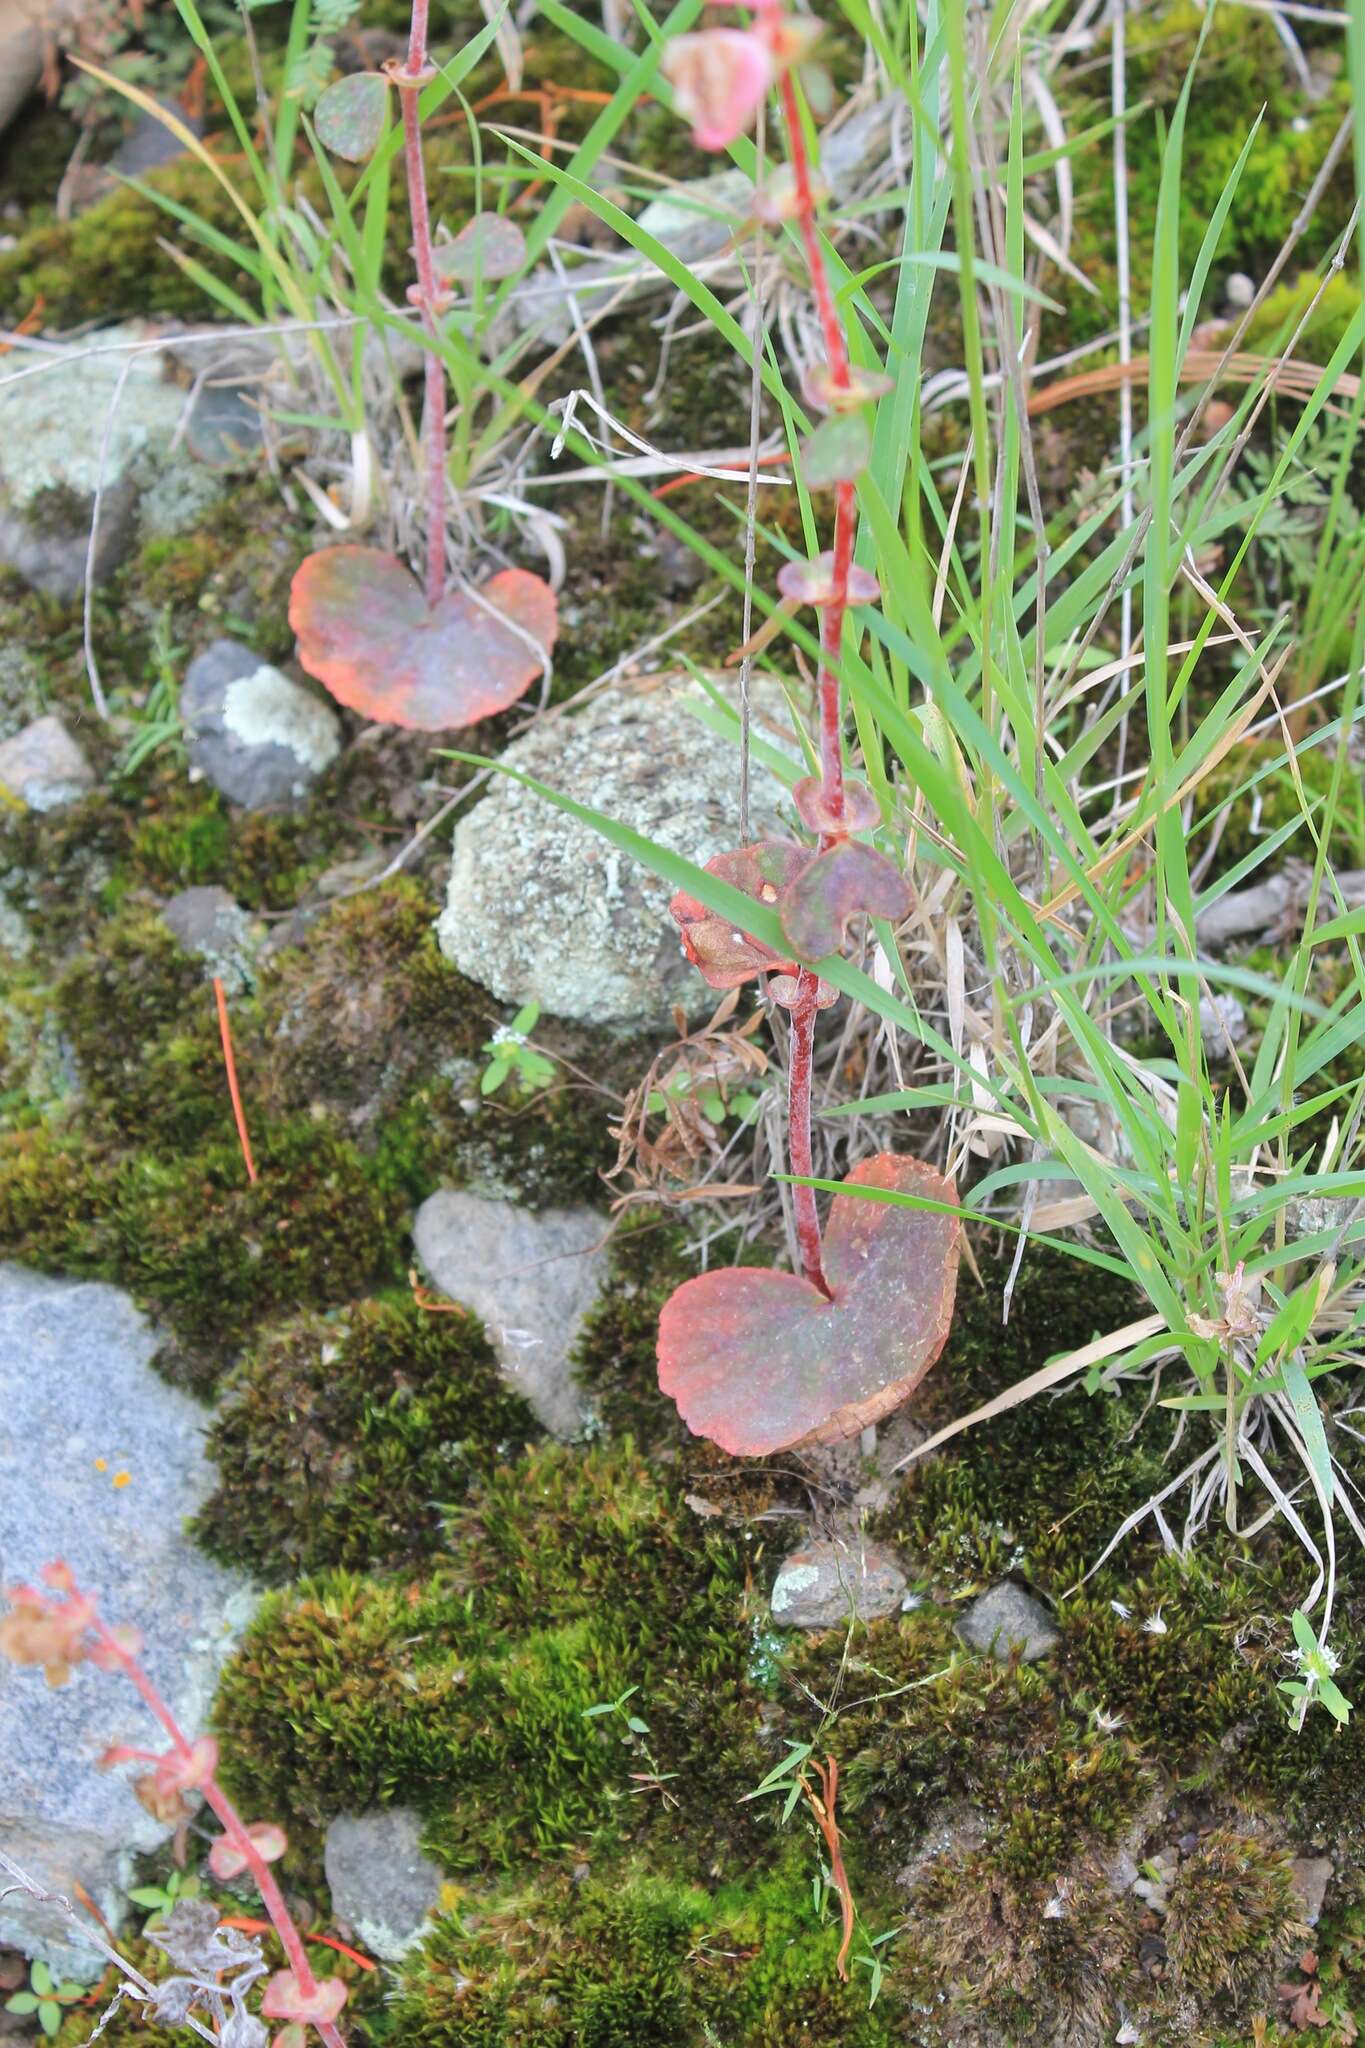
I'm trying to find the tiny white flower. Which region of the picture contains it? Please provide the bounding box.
[1142,1608,1169,1636]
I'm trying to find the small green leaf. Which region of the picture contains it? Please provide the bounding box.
[127,1886,170,1908]
[646,1090,667,1114]
[1319,1676,1353,1723]
[581,1701,616,1718]
[800,411,872,487]
[314,71,388,162]
[510,1000,541,1034]
[481,1057,510,1097]
[31,1964,53,1997]
[5,1993,40,2015]
[39,1999,61,2038]
[698,1088,726,1122]
[626,1715,650,1734]
[1291,1608,1319,1662]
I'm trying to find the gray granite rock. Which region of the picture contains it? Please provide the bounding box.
[437,674,796,1029]
[161,886,257,991]
[411,1190,607,1438]
[1291,1854,1333,1927]
[1199,990,1247,1056]
[0,326,224,597]
[769,1536,907,1630]
[181,640,342,811]
[0,716,95,812]
[957,1580,1059,1663]
[0,1266,256,1978]
[324,1808,444,1961]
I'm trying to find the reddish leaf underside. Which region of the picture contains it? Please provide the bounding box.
[669,841,807,989]
[314,72,388,161]
[779,840,912,960]
[658,1154,960,1455]
[290,547,558,731]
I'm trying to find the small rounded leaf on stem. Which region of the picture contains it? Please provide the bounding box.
[662,28,774,150]
[801,362,894,413]
[800,411,871,486]
[262,1972,349,2027]
[209,1822,288,1882]
[767,971,838,1008]
[314,73,389,162]
[778,840,911,961]
[793,774,879,836]
[668,841,807,989]
[776,553,880,608]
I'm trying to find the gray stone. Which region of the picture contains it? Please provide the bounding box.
[1224,270,1256,311]
[437,674,796,1029]
[161,886,257,991]
[0,716,95,813]
[324,1808,444,1962]
[0,325,224,597]
[0,1266,256,1978]
[181,640,342,811]
[895,1803,989,1898]
[769,1536,907,1630]
[411,1190,608,1438]
[1199,990,1247,1055]
[1290,1854,1333,1927]
[957,1580,1059,1663]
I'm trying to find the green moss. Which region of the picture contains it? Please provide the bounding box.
[56,902,234,1152]
[213,1441,763,1868]
[1192,737,1365,884]
[110,1119,403,1381]
[1243,271,1365,369]
[0,1125,113,1271]
[874,1247,1154,1592]
[1165,1828,1302,2004]
[195,1293,538,1580]
[260,879,486,1118]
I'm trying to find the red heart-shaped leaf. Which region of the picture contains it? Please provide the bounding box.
[658,1154,959,1455]
[779,841,911,959]
[290,547,557,730]
[669,841,807,989]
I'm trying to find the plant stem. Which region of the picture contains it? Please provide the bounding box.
[86,1603,347,2048]
[395,0,447,610]
[787,970,828,1293]
[773,56,859,1292]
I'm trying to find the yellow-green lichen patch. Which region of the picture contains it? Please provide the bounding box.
[194,1294,540,1581]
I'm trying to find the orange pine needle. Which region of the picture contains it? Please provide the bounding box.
[213,975,258,1185]
[218,1916,378,1972]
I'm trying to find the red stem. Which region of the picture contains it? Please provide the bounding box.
[396,0,447,610]
[86,1604,347,2048]
[772,53,860,1290]
[787,970,828,1294]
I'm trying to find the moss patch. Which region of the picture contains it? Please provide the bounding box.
[195,1293,539,1580]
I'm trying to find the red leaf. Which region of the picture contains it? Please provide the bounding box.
[290,548,557,731]
[669,841,807,989]
[261,1971,348,2025]
[779,841,911,960]
[314,73,389,162]
[208,1821,288,1881]
[658,1153,960,1454]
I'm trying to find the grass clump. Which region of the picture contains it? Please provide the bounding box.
[195,1294,538,1580]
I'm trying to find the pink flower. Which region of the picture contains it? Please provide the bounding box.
[662,28,774,150]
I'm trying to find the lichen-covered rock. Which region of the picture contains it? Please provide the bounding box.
[411,1189,608,1438]
[324,1807,444,1961]
[160,885,257,989]
[957,1579,1059,1662]
[0,716,95,813]
[181,639,342,811]
[770,1536,907,1630]
[0,1265,255,1977]
[0,326,224,597]
[437,675,795,1028]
